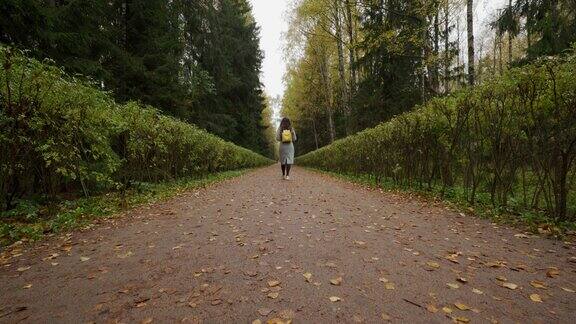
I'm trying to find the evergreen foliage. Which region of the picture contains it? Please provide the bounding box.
[0,0,270,154]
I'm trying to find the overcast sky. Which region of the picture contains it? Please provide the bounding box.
[249,0,508,102]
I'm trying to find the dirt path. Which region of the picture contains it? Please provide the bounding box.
[1,166,575,323]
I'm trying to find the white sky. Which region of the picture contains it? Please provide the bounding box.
[249,0,508,102]
[249,0,290,100]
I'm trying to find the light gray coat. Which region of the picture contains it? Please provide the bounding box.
[276,127,297,165]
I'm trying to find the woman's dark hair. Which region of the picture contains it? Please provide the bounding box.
[280,117,292,131]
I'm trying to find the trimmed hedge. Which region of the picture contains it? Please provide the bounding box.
[0,46,272,210]
[298,49,576,221]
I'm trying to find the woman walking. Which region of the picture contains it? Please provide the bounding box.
[276,117,297,180]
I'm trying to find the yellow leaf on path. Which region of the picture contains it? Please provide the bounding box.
[442,307,453,313]
[454,302,470,311]
[426,304,438,313]
[426,261,440,269]
[80,256,90,262]
[385,283,395,290]
[330,277,343,286]
[303,272,312,281]
[502,282,518,290]
[252,320,262,324]
[472,288,484,295]
[267,318,291,324]
[530,294,542,302]
[530,280,547,289]
[445,254,460,263]
[447,283,460,289]
[381,313,391,321]
[267,292,279,299]
[379,277,389,283]
[561,287,575,293]
[267,280,281,287]
[23,284,32,289]
[329,296,341,302]
[16,266,30,272]
[141,318,153,324]
[457,277,468,283]
[546,268,560,278]
[454,316,470,323]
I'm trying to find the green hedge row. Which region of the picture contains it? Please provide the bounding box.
[0,46,272,210]
[298,49,576,221]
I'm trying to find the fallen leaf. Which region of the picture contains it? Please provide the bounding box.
[211,299,222,306]
[529,294,542,303]
[445,254,460,264]
[530,280,547,289]
[303,272,312,282]
[457,277,468,283]
[426,304,438,313]
[379,277,389,283]
[472,288,484,295]
[501,282,518,290]
[252,320,262,324]
[268,280,281,287]
[385,283,395,290]
[23,284,32,289]
[442,306,453,313]
[354,240,366,246]
[266,319,290,324]
[561,287,575,293]
[80,256,90,262]
[454,316,470,323]
[447,283,460,289]
[258,308,273,316]
[514,233,529,238]
[485,261,505,268]
[141,318,153,324]
[426,261,440,269]
[330,277,343,286]
[381,313,391,321]
[454,302,470,311]
[16,266,30,272]
[268,292,279,299]
[329,296,341,302]
[546,268,560,278]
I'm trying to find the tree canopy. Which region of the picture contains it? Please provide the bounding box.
[0,0,271,155]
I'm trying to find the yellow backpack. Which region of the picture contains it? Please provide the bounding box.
[281,129,293,143]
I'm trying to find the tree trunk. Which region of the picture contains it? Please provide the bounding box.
[498,33,503,75]
[443,1,450,94]
[466,0,475,86]
[345,0,356,93]
[334,0,349,135]
[432,7,440,95]
[319,48,336,143]
[312,118,319,150]
[550,0,559,53]
[508,0,513,65]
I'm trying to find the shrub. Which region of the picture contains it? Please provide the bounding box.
[298,49,576,222]
[0,46,271,211]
